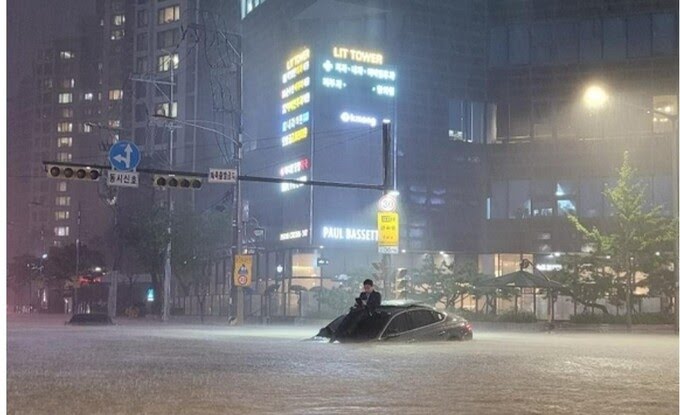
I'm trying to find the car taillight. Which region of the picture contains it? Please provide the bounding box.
[465,323,472,330]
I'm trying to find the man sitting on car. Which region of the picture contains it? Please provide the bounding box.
[330,279,382,342]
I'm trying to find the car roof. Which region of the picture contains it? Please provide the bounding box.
[375,300,439,315]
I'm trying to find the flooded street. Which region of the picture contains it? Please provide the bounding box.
[7,316,678,414]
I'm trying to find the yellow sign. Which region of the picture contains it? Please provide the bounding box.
[286,48,310,70]
[281,126,308,146]
[233,254,253,287]
[332,46,383,65]
[378,212,399,252]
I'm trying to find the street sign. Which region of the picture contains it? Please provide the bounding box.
[378,194,397,212]
[108,140,141,171]
[378,211,399,254]
[233,254,253,287]
[107,171,139,188]
[209,168,237,183]
[253,227,265,238]
[317,258,330,266]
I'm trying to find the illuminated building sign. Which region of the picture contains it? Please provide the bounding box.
[332,47,383,65]
[322,77,346,90]
[373,84,395,97]
[282,92,311,115]
[282,77,310,100]
[322,60,396,82]
[280,158,310,176]
[280,158,310,192]
[340,111,377,127]
[280,48,312,148]
[322,226,378,241]
[282,61,310,84]
[282,112,309,132]
[280,229,309,241]
[281,126,308,146]
[286,48,311,70]
[281,176,307,192]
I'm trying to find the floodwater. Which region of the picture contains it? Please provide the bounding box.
[7,316,679,414]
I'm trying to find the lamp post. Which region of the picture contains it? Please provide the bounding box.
[582,84,679,332]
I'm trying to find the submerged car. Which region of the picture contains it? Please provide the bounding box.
[315,300,473,343]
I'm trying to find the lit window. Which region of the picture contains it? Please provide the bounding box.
[56,152,72,162]
[57,122,73,132]
[653,95,677,134]
[54,226,70,237]
[58,93,73,104]
[55,211,70,220]
[157,53,179,72]
[241,0,267,18]
[61,108,73,118]
[111,29,125,40]
[113,14,125,26]
[158,5,180,24]
[109,89,124,101]
[84,92,94,101]
[108,120,121,128]
[57,182,67,192]
[60,51,74,60]
[62,79,75,89]
[57,137,73,147]
[56,196,71,206]
[155,102,178,118]
[83,123,93,133]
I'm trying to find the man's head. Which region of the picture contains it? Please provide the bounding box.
[363,279,374,293]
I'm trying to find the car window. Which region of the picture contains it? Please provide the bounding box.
[384,312,410,335]
[353,313,390,340]
[408,309,439,329]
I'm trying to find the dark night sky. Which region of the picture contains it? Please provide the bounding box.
[7,0,97,97]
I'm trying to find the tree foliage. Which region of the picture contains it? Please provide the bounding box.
[171,208,231,322]
[568,152,677,325]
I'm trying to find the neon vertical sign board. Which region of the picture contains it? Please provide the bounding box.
[281,48,312,147]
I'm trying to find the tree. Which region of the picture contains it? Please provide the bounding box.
[411,254,478,310]
[171,208,231,322]
[117,202,170,315]
[43,243,105,284]
[568,152,677,329]
[7,255,45,307]
[552,254,613,315]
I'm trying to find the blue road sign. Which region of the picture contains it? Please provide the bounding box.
[108,141,141,171]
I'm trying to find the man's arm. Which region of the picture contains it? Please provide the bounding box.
[367,291,381,313]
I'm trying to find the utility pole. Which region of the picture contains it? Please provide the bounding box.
[130,56,177,322]
[233,34,245,325]
[162,63,175,322]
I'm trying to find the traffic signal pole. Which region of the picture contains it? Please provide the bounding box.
[382,120,393,299]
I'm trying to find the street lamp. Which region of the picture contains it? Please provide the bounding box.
[583,85,609,110]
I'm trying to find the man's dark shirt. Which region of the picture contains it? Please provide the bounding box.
[359,290,382,314]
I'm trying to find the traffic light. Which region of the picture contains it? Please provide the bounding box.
[153,174,202,189]
[371,261,387,283]
[46,164,101,181]
[395,268,409,300]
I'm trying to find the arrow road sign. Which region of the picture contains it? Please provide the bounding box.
[108,141,141,171]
